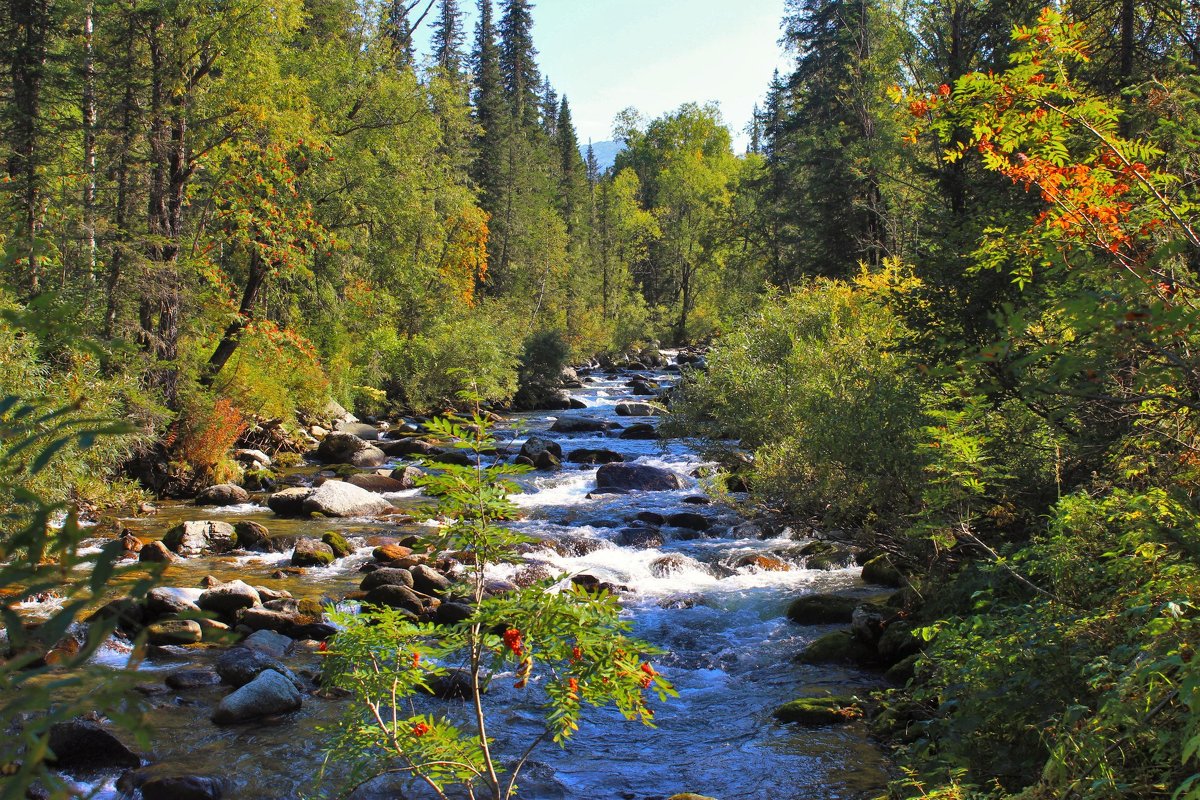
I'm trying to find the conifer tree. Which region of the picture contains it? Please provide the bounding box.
[471,0,507,215]
[381,0,416,69]
[431,0,465,76]
[499,0,540,129]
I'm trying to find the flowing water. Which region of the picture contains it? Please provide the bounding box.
[42,360,890,799]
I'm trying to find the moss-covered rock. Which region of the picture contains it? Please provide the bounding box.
[884,653,920,685]
[774,695,862,725]
[795,629,877,665]
[322,531,354,559]
[861,554,904,587]
[786,593,859,625]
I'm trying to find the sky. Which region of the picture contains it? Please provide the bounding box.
[415,0,793,151]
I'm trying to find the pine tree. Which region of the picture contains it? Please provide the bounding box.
[540,77,558,139]
[431,0,465,76]
[381,0,415,69]
[471,0,507,214]
[498,0,540,129]
[556,96,586,229]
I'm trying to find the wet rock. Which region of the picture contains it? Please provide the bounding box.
[877,620,920,666]
[161,521,237,557]
[237,607,302,636]
[434,602,473,625]
[786,594,859,625]
[424,668,474,699]
[615,401,658,417]
[143,587,196,619]
[735,554,791,572]
[233,520,271,550]
[568,397,588,409]
[519,435,562,463]
[197,580,261,615]
[120,533,143,553]
[266,487,313,517]
[316,431,386,467]
[138,774,228,800]
[649,553,700,577]
[861,555,905,587]
[410,564,452,596]
[363,584,424,614]
[549,416,618,434]
[682,495,711,505]
[388,465,425,489]
[531,450,561,471]
[795,630,876,665]
[211,669,302,725]
[146,620,202,646]
[884,653,920,685]
[374,544,413,562]
[511,562,556,587]
[234,449,271,468]
[214,647,299,689]
[595,463,683,492]
[774,696,861,725]
[567,448,624,464]
[322,531,354,558]
[360,567,415,591]
[165,669,222,690]
[379,438,437,457]
[47,719,141,769]
[851,603,892,647]
[243,629,294,659]
[619,423,657,440]
[615,528,664,549]
[194,484,250,507]
[658,593,706,610]
[337,422,380,441]
[263,598,300,614]
[302,481,394,518]
[666,512,711,531]
[427,449,474,467]
[291,538,336,567]
[347,474,407,493]
[255,586,293,603]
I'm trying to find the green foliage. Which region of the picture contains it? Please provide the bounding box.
[512,329,570,409]
[320,413,675,799]
[0,396,158,800]
[665,269,925,527]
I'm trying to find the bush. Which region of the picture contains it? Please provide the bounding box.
[512,329,570,409]
[664,272,925,527]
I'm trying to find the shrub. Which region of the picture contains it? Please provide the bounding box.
[665,271,926,527]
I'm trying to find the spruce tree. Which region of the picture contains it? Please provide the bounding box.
[499,0,540,129]
[381,0,415,69]
[431,0,465,76]
[471,0,507,214]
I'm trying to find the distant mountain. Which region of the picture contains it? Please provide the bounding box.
[580,140,624,174]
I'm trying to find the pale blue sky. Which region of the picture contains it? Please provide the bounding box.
[415,0,792,150]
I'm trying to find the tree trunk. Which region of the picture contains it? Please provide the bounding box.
[7,0,51,296]
[82,0,97,281]
[202,249,269,386]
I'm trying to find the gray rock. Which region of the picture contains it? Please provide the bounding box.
[337,422,380,441]
[363,584,424,614]
[549,416,618,434]
[302,481,394,518]
[359,567,415,592]
[237,607,302,636]
[138,774,228,800]
[47,719,141,769]
[615,402,658,417]
[146,587,202,618]
[211,669,301,725]
[161,521,238,557]
[410,564,451,596]
[233,449,271,468]
[291,538,336,567]
[666,512,711,531]
[165,669,222,690]
[266,487,313,517]
[519,435,562,462]
[194,484,250,507]
[387,465,425,489]
[146,619,202,645]
[568,448,624,464]
[197,580,261,615]
[595,463,684,492]
[316,431,386,467]
[347,474,408,493]
[242,629,294,659]
[139,540,181,564]
[616,528,665,549]
[619,423,657,440]
[233,520,271,550]
[214,647,299,689]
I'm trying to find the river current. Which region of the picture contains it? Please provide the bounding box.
[51,359,889,799]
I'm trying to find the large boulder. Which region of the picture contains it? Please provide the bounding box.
[519,435,562,462]
[47,719,141,769]
[595,463,684,492]
[360,567,415,592]
[786,594,860,625]
[197,580,261,615]
[388,465,425,489]
[302,481,394,518]
[567,448,624,464]
[161,521,238,557]
[214,647,299,688]
[347,474,408,493]
[316,432,387,468]
[861,555,905,587]
[139,540,181,564]
[336,422,380,440]
[146,619,202,645]
[233,520,271,550]
[266,487,313,517]
[615,402,658,417]
[666,512,710,531]
[133,773,228,800]
[211,669,302,725]
[363,584,424,615]
[194,484,250,507]
[795,630,876,665]
[410,564,451,596]
[616,528,665,549]
[774,696,861,725]
[291,538,336,567]
[145,587,202,618]
[619,423,657,440]
[550,416,618,434]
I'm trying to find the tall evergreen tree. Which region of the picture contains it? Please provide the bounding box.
[498,0,540,129]
[381,0,415,69]
[431,0,465,76]
[471,0,506,214]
